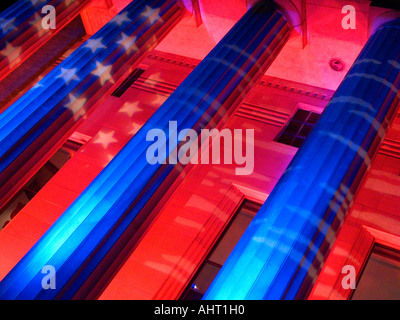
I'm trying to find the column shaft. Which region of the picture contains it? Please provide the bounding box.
[0,0,182,211]
[204,18,400,300]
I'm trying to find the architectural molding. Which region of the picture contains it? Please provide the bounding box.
[378,137,400,159]
[132,76,178,96]
[258,77,334,101]
[153,184,268,299]
[146,51,199,69]
[235,101,291,127]
[310,225,400,300]
[145,51,335,102]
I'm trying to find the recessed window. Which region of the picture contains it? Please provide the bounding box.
[277,108,321,148]
[111,68,145,98]
[0,136,86,230]
[181,201,261,300]
[351,245,400,300]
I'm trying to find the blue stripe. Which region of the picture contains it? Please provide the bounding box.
[203,17,400,300]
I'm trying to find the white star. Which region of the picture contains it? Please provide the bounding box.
[0,17,16,34]
[141,6,162,24]
[119,101,143,117]
[83,37,106,53]
[65,94,87,121]
[28,12,42,26]
[106,153,115,162]
[0,42,21,58]
[93,130,118,149]
[32,81,44,90]
[30,0,47,5]
[0,42,22,68]
[32,83,43,89]
[28,13,47,37]
[128,122,142,136]
[111,11,131,26]
[92,61,114,86]
[64,0,76,6]
[144,35,159,50]
[56,68,80,85]
[116,33,139,54]
[151,94,168,106]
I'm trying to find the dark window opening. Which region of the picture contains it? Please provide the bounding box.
[370,1,400,10]
[351,245,400,300]
[111,68,145,98]
[0,138,85,230]
[277,108,321,148]
[181,201,262,300]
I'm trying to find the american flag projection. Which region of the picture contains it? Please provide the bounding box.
[0,0,93,82]
[0,0,290,299]
[0,0,182,214]
[1,0,400,303]
[204,17,400,300]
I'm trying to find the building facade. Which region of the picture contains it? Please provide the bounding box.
[0,0,399,300]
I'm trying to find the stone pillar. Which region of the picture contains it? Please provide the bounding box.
[204,18,400,300]
[0,0,182,213]
[0,0,292,299]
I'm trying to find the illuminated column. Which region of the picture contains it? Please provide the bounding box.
[0,0,93,82]
[204,18,400,300]
[0,0,182,211]
[0,1,292,299]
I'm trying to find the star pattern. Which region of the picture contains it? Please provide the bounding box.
[119,101,143,118]
[146,35,159,50]
[93,130,118,149]
[141,6,162,24]
[28,12,47,37]
[65,94,87,121]
[32,83,43,90]
[29,12,49,37]
[30,0,47,5]
[152,94,168,106]
[32,78,45,90]
[128,122,142,136]
[0,17,16,35]
[83,37,106,54]
[0,42,22,69]
[28,12,42,26]
[0,1,167,163]
[64,0,77,6]
[116,33,139,54]
[92,61,114,86]
[111,11,131,26]
[0,42,21,58]
[56,68,80,85]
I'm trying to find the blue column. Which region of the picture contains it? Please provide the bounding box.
[204,18,400,300]
[0,0,182,210]
[0,0,291,299]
